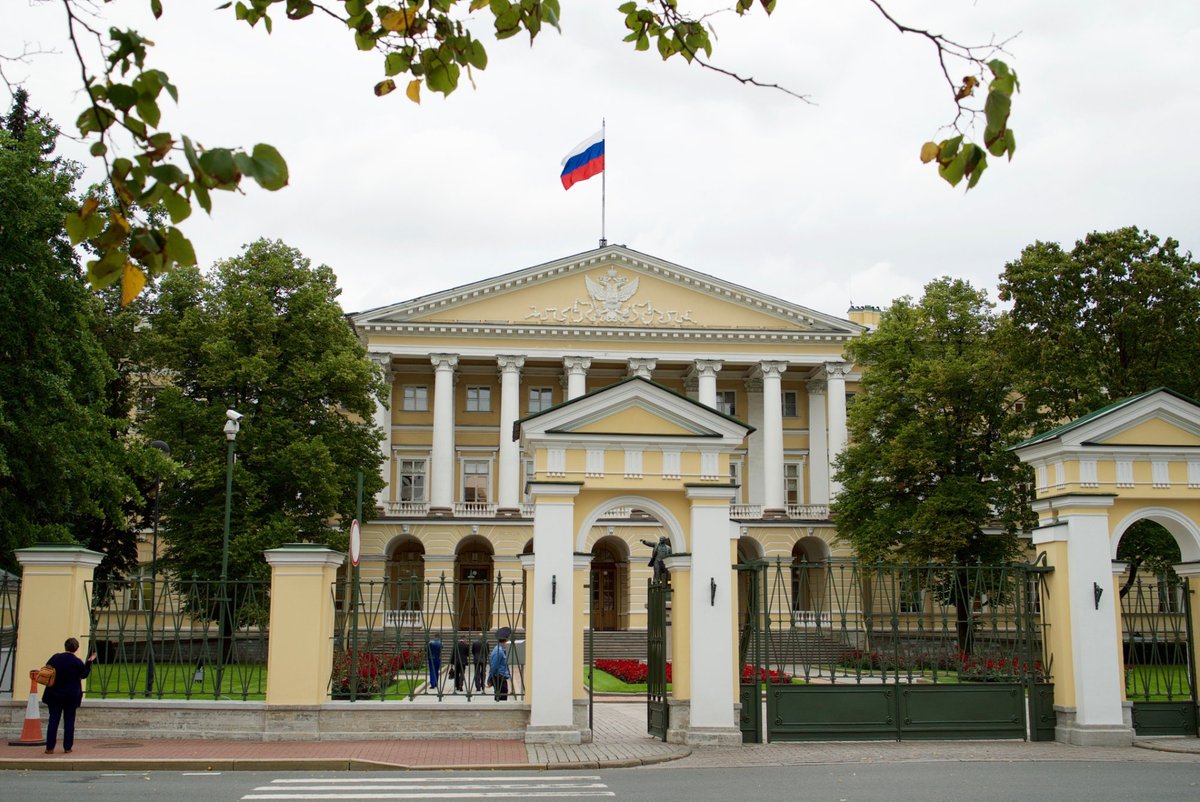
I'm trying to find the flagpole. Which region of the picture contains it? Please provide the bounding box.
[600,118,606,248]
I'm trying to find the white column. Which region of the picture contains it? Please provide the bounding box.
[497,355,525,513]
[745,377,764,507]
[684,486,741,745]
[824,362,850,498]
[693,360,723,409]
[370,354,395,510]
[627,358,657,380]
[526,482,583,744]
[807,379,829,505]
[759,361,788,515]
[562,356,592,400]
[429,353,458,514]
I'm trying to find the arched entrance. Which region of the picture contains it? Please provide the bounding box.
[455,536,494,633]
[386,537,424,628]
[589,536,629,631]
[790,536,830,625]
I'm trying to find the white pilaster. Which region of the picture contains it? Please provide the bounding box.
[627,358,657,380]
[684,485,741,745]
[758,361,788,514]
[563,356,592,401]
[745,376,764,507]
[807,380,829,505]
[430,353,458,513]
[527,482,583,744]
[693,360,723,409]
[370,353,395,510]
[824,362,850,498]
[497,355,525,512]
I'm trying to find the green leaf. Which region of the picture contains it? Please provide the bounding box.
[198,148,239,184]
[384,51,410,76]
[77,106,117,135]
[192,182,212,214]
[136,97,162,128]
[90,141,108,157]
[938,148,969,187]
[108,83,138,111]
[165,227,197,268]
[984,90,1011,141]
[966,150,988,190]
[618,1,637,12]
[65,212,86,246]
[234,151,259,180]
[355,31,376,51]
[151,0,163,18]
[163,189,192,223]
[87,249,126,289]
[374,78,397,96]
[466,40,487,70]
[250,143,289,191]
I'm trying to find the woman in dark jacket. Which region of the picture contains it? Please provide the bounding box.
[42,637,96,754]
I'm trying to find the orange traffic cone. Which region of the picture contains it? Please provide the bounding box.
[8,670,45,746]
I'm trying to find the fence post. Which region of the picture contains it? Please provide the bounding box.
[12,546,103,703]
[1171,562,1200,734]
[264,545,343,706]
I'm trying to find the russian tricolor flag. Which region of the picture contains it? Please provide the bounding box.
[560,130,605,190]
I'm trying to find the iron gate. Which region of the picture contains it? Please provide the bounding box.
[738,559,1054,742]
[0,574,18,696]
[1121,573,1197,736]
[646,577,670,740]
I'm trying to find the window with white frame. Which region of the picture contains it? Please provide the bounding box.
[716,390,737,417]
[125,570,152,612]
[528,386,553,413]
[729,459,743,503]
[784,462,802,505]
[402,385,428,411]
[899,573,924,613]
[462,459,491,503]
[398,458,428,502]
[466,385,492,412]
[522,457,535,501]
[781,390,798,418]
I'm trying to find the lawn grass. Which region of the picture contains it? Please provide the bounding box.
[1126,664,1193,702]
[584,667,671,694]
[89,661,267,700]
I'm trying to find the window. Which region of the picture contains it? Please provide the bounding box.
[402,385,428,411]
[729,459,743,503]
[716,390,736,417]
[528,387,553,413]
[398,459,427,502]
[1158,575,1183,614]
[463,460,491,503]
[784,462,802,505]
[899,574,924,613]
[522,457,535,501]
[781,390,798,418]
[466,385,492,412]
[126,570,152,612]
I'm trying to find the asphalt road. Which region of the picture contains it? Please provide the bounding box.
[4,762,1200,802]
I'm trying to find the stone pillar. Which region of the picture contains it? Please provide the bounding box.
[1172,560,1200,728]
[627,358,657,380]
[13,546,103,702]
[682,485,741,745]
[429,353,458,515]
[573,552,594,742]
[1031,496,1132,745]
[745,376,764,507]
[1111,561,1130,705]
[662,554,692,708]
[693,360,723,409]
[563,357,592,401]
[497,355,525,515]
[758,361,788,517]
[264,545,343,708]
[526,482,583,744]
[370,353,395,511]
[807,380,829,505]
[824,362,849,498]
[519,553,536,702]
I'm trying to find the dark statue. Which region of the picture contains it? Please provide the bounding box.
[640,535,672,583]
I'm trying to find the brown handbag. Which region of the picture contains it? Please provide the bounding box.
[36,664,56,688]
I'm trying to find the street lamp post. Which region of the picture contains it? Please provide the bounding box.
[215,410,242,699]
[144,439,170,697]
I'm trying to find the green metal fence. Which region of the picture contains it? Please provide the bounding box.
[330,572,525,701]
[1122,572,1197,736]
[85,577,269,700]
[0,574,18,695]
[740,558,1053,741]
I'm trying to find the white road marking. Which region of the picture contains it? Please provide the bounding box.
[267,777,599,784]
[241,775,614,800]
[242,793,614,800]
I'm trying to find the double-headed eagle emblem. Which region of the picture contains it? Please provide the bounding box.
[584,267,639,322]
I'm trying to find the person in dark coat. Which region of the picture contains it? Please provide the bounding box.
[42,637,96,754]
[471,638,487,692]
[451,640,469,692]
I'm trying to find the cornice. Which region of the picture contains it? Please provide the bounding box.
[356,320,857,344]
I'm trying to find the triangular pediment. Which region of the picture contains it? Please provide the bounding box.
[353,245,859,336]
[518,378,752,445]
[1014,389,1200,457]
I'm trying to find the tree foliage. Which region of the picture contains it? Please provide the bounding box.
[138,239,385,584]
[18,0,1022,304]
[0,91,152,577]
[832,278,1035,565]
[998,227,1200,428]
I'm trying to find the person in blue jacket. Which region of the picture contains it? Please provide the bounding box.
[42,637,97,754]
[489,627,512,701]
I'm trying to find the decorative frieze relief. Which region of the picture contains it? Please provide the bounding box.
[523,267,698,327]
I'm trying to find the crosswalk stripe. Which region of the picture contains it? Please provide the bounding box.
[267,777,599,784]
[254,784,609,792]
[241,775,614,800]
[242,792,614,800]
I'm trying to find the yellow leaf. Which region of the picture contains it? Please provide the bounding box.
[919,141,940,164]
[374,79,397,97]
[381,8,417,33]
[121,262,146,306]
[469,0,488,9]
[110,210,131,235]
[406,79,422,104]
[80,197,100,219]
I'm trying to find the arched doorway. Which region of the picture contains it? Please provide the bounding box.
[387,537,424,628]
[736,535,764,632]
[590,536,629,631]
[790,536,830,625]
[455,537,494,634]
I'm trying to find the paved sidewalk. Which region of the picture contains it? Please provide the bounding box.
[2,702,1197,772]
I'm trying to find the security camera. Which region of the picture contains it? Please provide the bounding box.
[226,409,244,423]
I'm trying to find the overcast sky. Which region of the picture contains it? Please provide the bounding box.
[6,1,1199,319]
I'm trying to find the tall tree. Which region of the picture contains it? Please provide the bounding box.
[832,277,1035,565]
[140,239,385,586]
[998,227,1200,427]
[0,93,147,577]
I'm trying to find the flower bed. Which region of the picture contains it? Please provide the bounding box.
[594,659,672,684]
[331,648,423,698]
[741,664,792,684]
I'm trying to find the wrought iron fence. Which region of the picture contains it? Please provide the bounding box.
[0,574,19,695]
[742,558,1051,685]
[1121,572,1194,703]
[85,577,269,700]
[330,573,525,701]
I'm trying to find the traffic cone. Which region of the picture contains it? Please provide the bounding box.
[8,670,45,746]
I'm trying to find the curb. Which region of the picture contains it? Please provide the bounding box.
[1132,740,1200,755]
